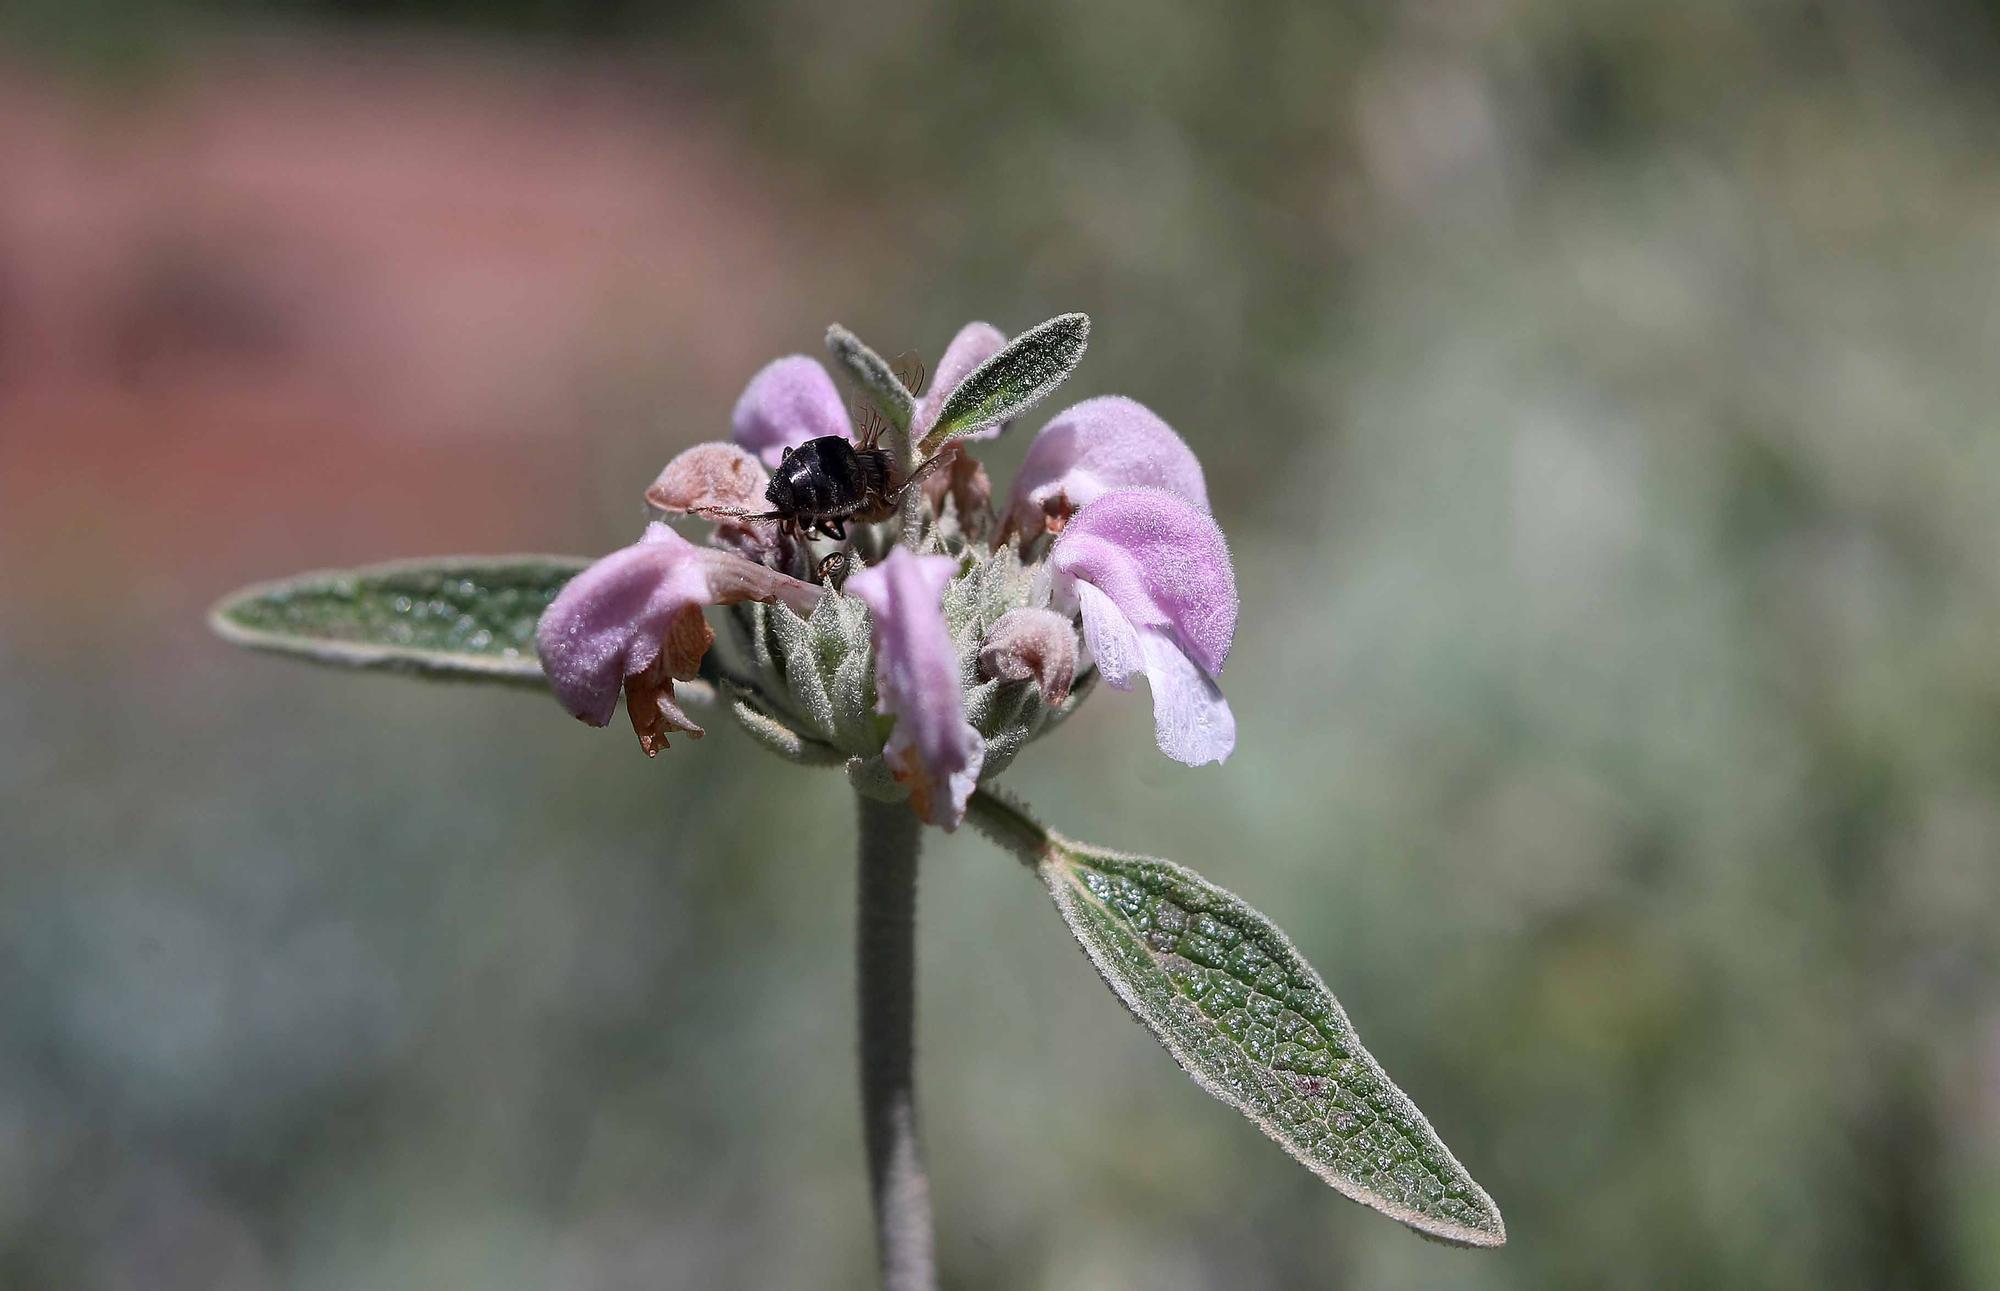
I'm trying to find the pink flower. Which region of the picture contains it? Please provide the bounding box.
[1046,487,1238,766]
[536,311,1239,804]
[644,441,790,564]
[644,442,770,514]
[536,522,821,754]
[1003,395,1210,541]
[731,355,853,468]
[847,548,986,830]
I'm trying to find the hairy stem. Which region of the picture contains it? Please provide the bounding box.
[880,407,926,553]
[855,794,936,1291]
[963,786,1054,868]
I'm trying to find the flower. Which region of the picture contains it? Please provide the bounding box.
[1046,487,1238,766]
[536,522,820,754]
[537,312,1241,817]
[731,355,853,467]
[644,442,770,515]
[847,548,986,830]
[645,441,790,564]
[1002,395,1210,541]
[978,607,1077,706]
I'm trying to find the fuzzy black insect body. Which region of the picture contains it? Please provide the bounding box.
[764,435,898,541]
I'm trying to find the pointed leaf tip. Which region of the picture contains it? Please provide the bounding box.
[826,323,918,440]
[920,312,1090,453]
[965,789,1505,1249]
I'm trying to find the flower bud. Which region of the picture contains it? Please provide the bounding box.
[978,607,1077,706]
[644,442,769,515]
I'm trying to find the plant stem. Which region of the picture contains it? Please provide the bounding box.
[855,793,936,1291]
[964,787,1053,869]
[881,411,926,552]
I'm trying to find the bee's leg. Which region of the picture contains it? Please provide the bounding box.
[823,518,848,542]
[686,504,776,523]
[783,517,814,580]
[815,551,852,589]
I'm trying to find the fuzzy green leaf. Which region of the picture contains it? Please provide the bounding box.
[965,789,1505,1248]
[826,324,918,438]
[724,689,844,765]
[919,312,1089,453]
[209,555,587,685]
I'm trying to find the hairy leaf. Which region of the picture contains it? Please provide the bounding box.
[920,312,1089,453]
[966,789,1505,1248]
[724,690,843,765]
[210,555,587,685]
[827,323,918,440]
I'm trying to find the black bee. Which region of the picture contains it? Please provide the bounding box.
[697,350,945,547]
[764,435,898,541]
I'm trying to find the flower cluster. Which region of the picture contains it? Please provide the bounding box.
[535,316,1240,829]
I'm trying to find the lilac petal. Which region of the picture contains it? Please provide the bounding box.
[1049,487,1235,676]
[1074,583,1235,765]
[1003,396,1210,541]
[731,355,852,467]
[644,441,769,515]
[535,523,713,727]
[644,441,792,563]
[916,321,1007,442]
[1049,488,1238,766]
[1069,580,1142,686]
[536,522,822,732]
[847,548,986,829]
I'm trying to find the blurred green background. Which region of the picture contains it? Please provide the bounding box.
[5,1,2000,1287]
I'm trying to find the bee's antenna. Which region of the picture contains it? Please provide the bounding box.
[889,448,955,502]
